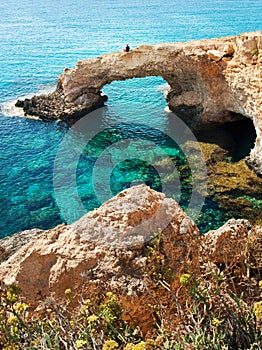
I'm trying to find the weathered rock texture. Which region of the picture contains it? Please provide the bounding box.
[16,32,262,174]
[0,185,261,333]
[0,228,43,260]
[0,185,199,331]
[201,218,262,275]
[200,219,251,264]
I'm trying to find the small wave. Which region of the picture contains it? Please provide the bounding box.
[1,99,25,117]
[164,106,172,113]
[1,84,56,118]
[157,83,170,97]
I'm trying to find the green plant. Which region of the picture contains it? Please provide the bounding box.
[0,232,261,350]
[0,286,143,349]
[154,265,262,350]
[146,230,174,283]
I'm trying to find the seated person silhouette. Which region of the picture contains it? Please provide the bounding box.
[124,44,130,52]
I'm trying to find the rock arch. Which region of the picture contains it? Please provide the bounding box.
[17,32,262,175]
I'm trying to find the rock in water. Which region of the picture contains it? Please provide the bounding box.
[15,32,262,175]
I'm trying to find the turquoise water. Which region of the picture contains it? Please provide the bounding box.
[0,0,261,238]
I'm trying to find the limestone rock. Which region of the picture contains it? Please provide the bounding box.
[1,185,262,333]
[248,226,262,269]
[15,88,107,125]
[0,185,199,314]
[224,44,235,55]
[207,49,225,61]
[15,32,262,175]
[201,219,251,264]
[0,228,43,258]
[0,246,8,263]
[72,184,189,248]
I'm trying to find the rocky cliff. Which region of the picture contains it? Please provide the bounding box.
[16,32,262,175]
[0,185,261,334]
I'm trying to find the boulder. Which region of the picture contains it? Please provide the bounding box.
[200,219,251,264]
[0,185,262,333]
[0,185,199,332]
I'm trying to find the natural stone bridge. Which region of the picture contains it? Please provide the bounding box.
[17,32,262,175]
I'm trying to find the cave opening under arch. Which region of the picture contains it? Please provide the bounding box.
[102,77,257,164]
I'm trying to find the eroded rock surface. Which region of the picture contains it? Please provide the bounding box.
[16,32,262,174]
[201,219,262,281]
[0,228,43,259]
[16,88,108,125]
[200,219,251,264]
[0,185,261,333]
[0,185,199,331]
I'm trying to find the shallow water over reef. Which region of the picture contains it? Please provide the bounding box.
[194,125,262,231]
[1,0,262,237]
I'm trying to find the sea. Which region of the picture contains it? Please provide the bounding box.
[0,0,261,238]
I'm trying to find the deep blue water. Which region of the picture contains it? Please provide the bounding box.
[0,0,261,238]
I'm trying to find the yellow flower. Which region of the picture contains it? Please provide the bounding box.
[76,339,87,348]
[253,301,262,319]
[212,318,223,327]
[106,292,113,298]
[134,342,147,350]
[259,280,262,289]
[6,284,21,303]
[103,313,115,323]
[146,338,155,347]
[102,340,118,350]
[179,273,191,286]
[8,284,21,294]
[65,288,72,296]
[31,339,40,347]
[6,291,18,303]
[13,302,29,312]
[125,345,135,350]
[125,342,147,350]
[87,314,98,323]
[65,288,72,303]
[7,314,18,325]
[3,345,19,350]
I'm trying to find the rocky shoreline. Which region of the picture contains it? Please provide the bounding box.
[0,184,261,340]
[14,32,262,176]
[4,32,261,327]
[16,86,108,125]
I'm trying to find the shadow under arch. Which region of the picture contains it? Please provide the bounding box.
[102,76,257,164]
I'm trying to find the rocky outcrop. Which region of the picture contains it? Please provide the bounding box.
[15,32,262,173]
[0,228,43,259]
[200,219,251,264]
[15,88,108,125]
[201,218,262,275]
[0,185,261,333]
[0,185,199,330]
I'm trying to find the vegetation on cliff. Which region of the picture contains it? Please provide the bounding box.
[0,225,261,349]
